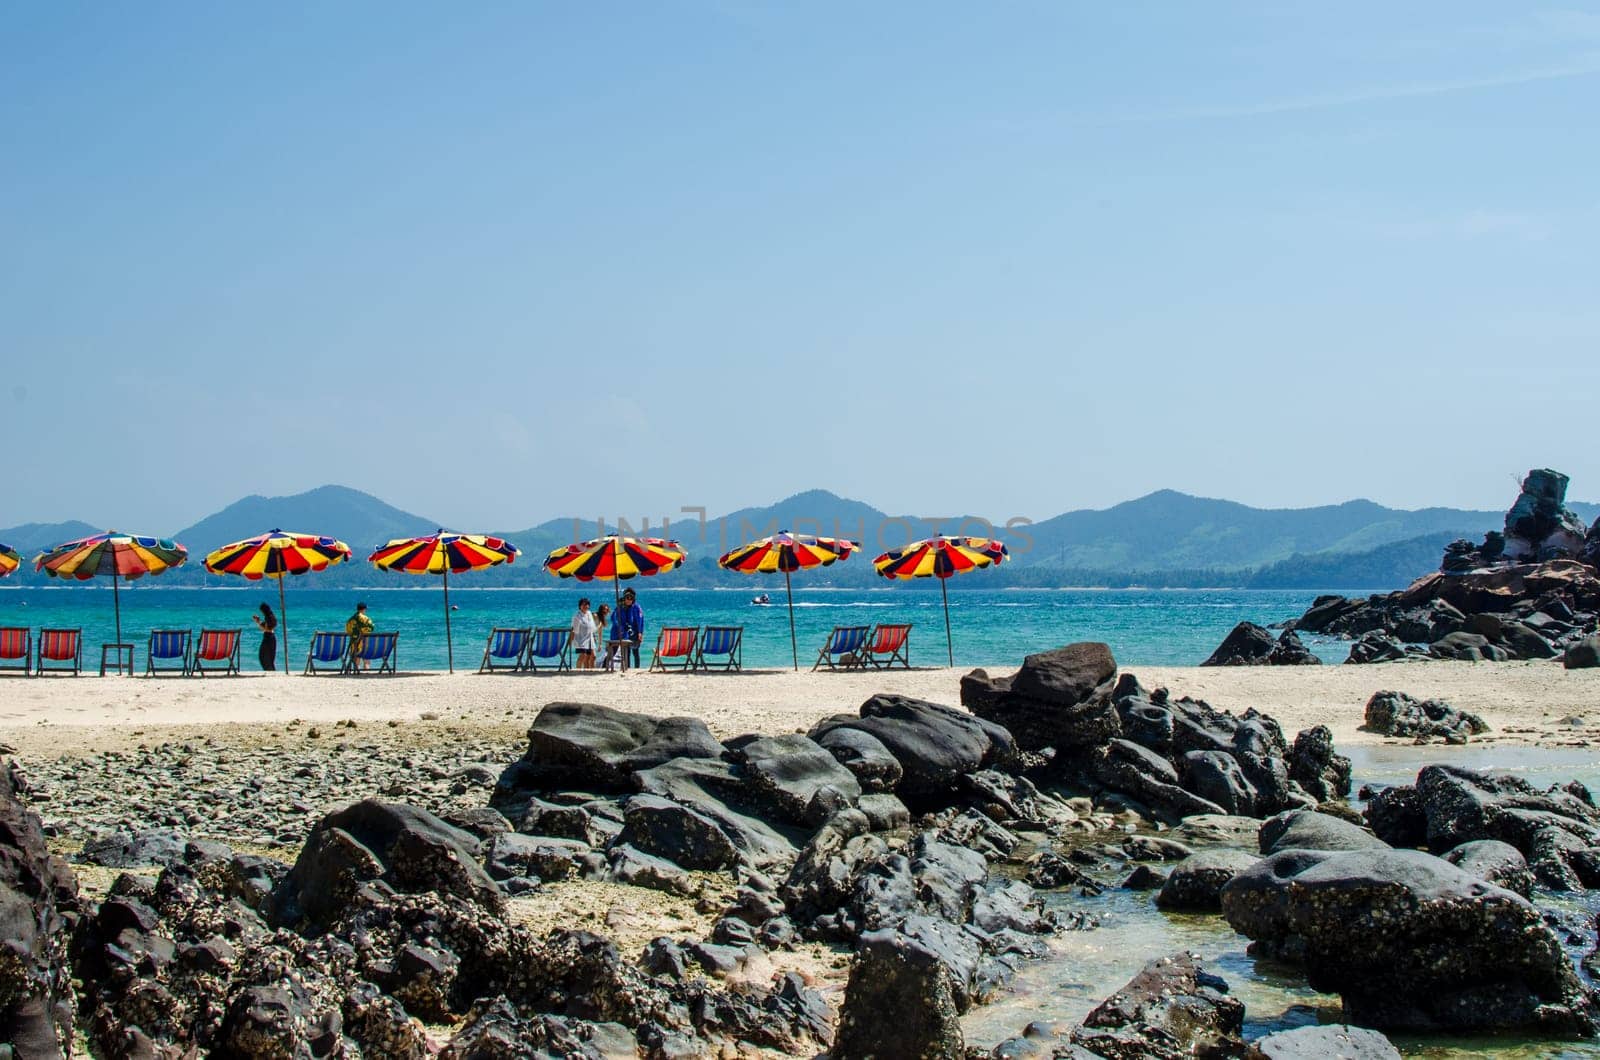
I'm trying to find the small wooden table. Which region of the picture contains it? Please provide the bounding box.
[606,638,635,672]
[100,643,134,676]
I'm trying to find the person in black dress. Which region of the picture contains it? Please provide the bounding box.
[253,602,277,671]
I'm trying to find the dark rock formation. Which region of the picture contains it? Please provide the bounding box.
[1286,725,1351,801]
[1567,634,1600,670]
[1245,1024,1401,1059]
[835,924,965,1059]
[1221,847,1594,1034]
[1362,690,1490,742]
[960,642,1119,753]
[1069,952,1244,1059]
[0,761,79,1060]
[1442,839,1534,898]
[731,733,862,826]
[1201,623,1321,667]
[1259,808,1388,854]
[492,702,725,798]
[631,758,804,872]
[1505,469,1592,562]
[1154,850,1259,912]
[814,727,903,793]
[811,694,1017,806]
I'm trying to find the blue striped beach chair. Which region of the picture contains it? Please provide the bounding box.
[812,625,871,671]
[304,631,349,675]
[344,631,398,674]
[523,628,571,672]
[480,627,532,672]
[694,626,743,672]
[146,629,191,676]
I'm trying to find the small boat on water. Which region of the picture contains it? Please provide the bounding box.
[751,593,771,606]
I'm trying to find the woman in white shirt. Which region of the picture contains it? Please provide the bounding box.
[571,598,598,669]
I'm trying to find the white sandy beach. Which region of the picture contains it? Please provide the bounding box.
[2,659,1597,759]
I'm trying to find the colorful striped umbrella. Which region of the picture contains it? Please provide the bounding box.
[0,544,19,579]
[873,536,1008,666]
[203,530,353,675]
[543,534,687,612]
[719,532,854,670]
[368,531,520,672]
[35,531,189,647]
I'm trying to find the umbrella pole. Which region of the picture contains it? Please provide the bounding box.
[785,569,798,672]
[112,567,123,647]
[941,576,953,667]
[443,567,454,674]
[277,577,288,676]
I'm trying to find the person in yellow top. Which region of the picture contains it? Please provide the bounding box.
[345,601,375,670]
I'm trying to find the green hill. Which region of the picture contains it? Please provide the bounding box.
[0,521,103,559]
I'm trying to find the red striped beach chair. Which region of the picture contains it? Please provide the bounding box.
[0,627,30,675]
[649,627,699,672]
[35,628,82,676]
[480,627,532,673]
[812,625,870,671]
[859,623,912,670]
[523,628,571,672]
[693,626,743,672]
[146,629,192,676]
[304,631,349,675]
[190,629,242,676]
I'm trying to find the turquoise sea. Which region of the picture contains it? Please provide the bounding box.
[0,586,1354,670]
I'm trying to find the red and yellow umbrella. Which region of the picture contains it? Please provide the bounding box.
[543,535,686,584]
[35,531,189,646]
[719,532,854,670]
[203,530,353,674]
[368,531,519,672]
[873,536,1008,666]
[0,544,19,579]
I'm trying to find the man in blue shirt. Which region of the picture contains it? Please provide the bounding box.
[610,588,645,670]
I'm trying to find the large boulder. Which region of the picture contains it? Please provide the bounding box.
[1566,634,1600,670]
[1090,740,1225,824]
[1245,1024,1400,1059]
[731,733,862,826]
[814,727,903,793]
[1201,623,1321,667]
[1221,848,1594,1034]
[0,762,79,1059]
[1442,839,1534,898]
[810,695,1016,805]
[616,795,740,871]
[630,758,803,872]
[1504,468,1591,562]
[1155,850,1260,912]
[1413,764,1600,890]
[272,800,502,928]
[834,925,965,1059]
[1362,690,1489,742]
[960,642,1120,753]
[1259,809,1388,855]
[1069,952,1244,1059]
[1428,631,1509,662]
[1286,725,1351,801]
[493,703,725,798]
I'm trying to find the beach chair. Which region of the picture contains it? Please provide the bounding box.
[693,626,743,672]
[0,628,30,675]
[858,623,912,670]
[190,629,242,676]
[812,625,871,671]
[146,629,192,676]
[305,631,349,675]
[480,627,532,673]
[649,627,699,672]
[35,628,82,676]
[523,628,571,672]
[344,631,398,674]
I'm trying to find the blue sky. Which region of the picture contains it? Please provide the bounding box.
[4,3,1598,531]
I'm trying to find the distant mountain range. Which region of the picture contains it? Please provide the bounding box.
[3,485,1595,591]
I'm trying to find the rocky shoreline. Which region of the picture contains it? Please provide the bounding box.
[5,642,1600,1057]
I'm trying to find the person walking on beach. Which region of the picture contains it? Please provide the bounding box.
[252,602,278,671]
[615,588,644,669]
[345,602,374,670]
[571,597,597,669]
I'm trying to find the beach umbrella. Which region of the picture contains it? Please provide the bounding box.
[718,531,855,671]
[872,536,1008,667]
[34,531,188,645]
[368,531,519,673]
[0,544,19,578]
[542,535,688,611]
[202,530,353,675]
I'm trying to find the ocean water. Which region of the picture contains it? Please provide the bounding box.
[0,585,1351,671]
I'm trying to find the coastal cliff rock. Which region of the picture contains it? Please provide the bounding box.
[1201,622,1321,667]
[1221,847,1595,1034]
[0,761,80,1060]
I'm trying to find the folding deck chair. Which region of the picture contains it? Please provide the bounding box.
[344,631,398,674]
[0,627,30,675]
[480,627,532,672]
[858,623,912,670]
[523,628,571,672]
[188,629,241,676]
[35,628,82,676]
[812,625,871,671]
[146,629,192,676]
[694,626,743,672]
[649,627,699,672]
[304,631,349,675]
